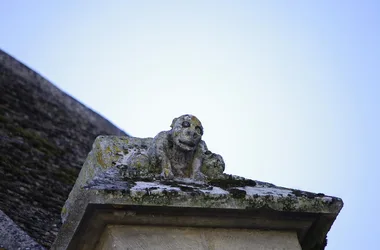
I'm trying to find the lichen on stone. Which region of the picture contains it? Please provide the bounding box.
[118,114,225,182]
[56,114,344,250]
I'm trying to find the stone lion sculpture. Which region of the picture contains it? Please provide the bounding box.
[119,114,225,181]
[148,114,224,180]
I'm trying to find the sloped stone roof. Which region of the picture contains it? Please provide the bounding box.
[0,210,44,250]
[0,49,127,248]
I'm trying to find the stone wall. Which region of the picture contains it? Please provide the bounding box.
[0,49,127,248]
[97,226,301,250]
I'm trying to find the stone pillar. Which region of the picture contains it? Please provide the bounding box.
[52,115,343,250]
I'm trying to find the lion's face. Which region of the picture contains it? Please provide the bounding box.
[171,115,203,151]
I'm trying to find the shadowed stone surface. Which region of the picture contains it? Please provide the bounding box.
[0,209,45,250]
[54,136,343,250]
[0,49,127,248]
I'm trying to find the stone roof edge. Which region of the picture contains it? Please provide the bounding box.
[0,209,45,250]
[0,49,127,136]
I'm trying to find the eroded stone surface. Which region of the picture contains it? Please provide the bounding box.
[54,135,343,250]
[61,135,343,222]
[118,114,225,181]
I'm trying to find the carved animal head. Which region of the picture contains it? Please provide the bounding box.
[170,114,203,151]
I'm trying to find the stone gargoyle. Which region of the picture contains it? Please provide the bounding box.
[119,114,225,181]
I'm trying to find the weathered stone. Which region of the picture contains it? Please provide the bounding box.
[0,49,127,248]
[121,114,225,181]
[53,135,343,250]
[0,209,45,250]
[97,226,302,250]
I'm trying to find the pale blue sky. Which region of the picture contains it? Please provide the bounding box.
[1,1,379,249]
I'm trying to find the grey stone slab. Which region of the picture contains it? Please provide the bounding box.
[96,226,301,250]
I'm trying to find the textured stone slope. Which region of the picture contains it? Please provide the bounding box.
[0,49,127,248]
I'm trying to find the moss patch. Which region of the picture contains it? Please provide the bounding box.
[208,176,256,189]
[229,188,247,198]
